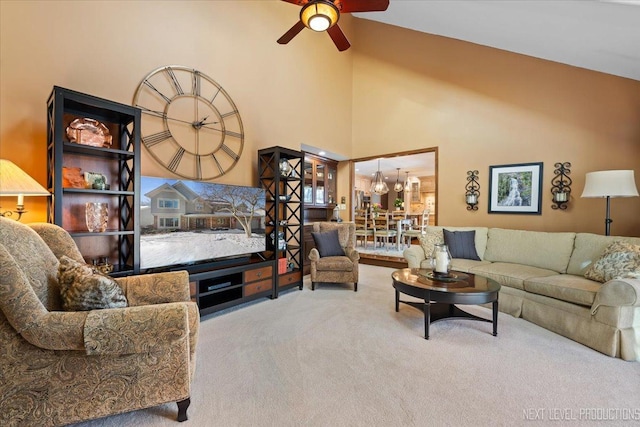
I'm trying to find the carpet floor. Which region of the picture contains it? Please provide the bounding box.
[72,264,640,427]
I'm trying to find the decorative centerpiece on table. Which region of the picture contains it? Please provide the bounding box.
[394,198,403,210]
[371,203,382,217]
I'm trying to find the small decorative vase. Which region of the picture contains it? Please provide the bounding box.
[85,202,108,232]
[430,243,452,276]
[279,159,291,177]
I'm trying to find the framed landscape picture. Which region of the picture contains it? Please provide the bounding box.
[488,162,543,214]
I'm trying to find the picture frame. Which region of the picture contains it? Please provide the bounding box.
[488,162,543,214]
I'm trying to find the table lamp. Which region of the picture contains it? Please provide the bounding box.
[0,159,50,221]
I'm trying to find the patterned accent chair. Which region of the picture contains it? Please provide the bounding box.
[309,222,360,291]
[0,218,199,426]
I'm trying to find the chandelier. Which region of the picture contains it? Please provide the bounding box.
[393,168,404,192]
[370,159,389,195]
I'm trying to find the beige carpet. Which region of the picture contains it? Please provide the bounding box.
[72,264,640,427]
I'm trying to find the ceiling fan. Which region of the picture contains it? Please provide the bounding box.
[277,0,390,52]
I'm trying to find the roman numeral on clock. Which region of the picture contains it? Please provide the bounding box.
[164,67,184,95]
[220,110,238,118]
[196,155,202,180]
[168,147,186,172]
[143,80,172,104]
[224,130,242,139]
[143,130,172,147]
[192,71,201,97]
[220,143,239,161]
[210,154,226,176]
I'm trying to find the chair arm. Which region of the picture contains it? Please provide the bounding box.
[403,246,426,269]
[115,270,190,306]
[84,302,193,356]
[309,248,320,261]
[345,247,360,262]
[591,277,640,315]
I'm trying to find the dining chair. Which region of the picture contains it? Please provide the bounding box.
[401,209,430,246]
[354,209,374,249]
[372,210,398,250]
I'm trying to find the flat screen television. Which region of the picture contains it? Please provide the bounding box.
[139,176,266,272]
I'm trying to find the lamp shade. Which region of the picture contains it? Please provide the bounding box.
[581,170,639,198]
[0,160,49,196]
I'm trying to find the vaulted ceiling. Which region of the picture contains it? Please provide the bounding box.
[354,0,640,81]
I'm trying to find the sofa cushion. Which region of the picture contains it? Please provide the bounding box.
[418,229,444,259]
[57,256,127,311]
[483,228,576,273]
[444,229,481,260]
[470,262,557,290]
[524,274,601,307]
[567,234,640,276]
[450,258,493,273]
[312,229,345,257]
[584,241,640,283]
[314,256,354,272]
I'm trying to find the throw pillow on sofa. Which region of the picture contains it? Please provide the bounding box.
[443,229,481,260]
[584,241,640,283]
[58,255,128,311]
[418,229,444,259]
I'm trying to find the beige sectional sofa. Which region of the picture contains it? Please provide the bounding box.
[403,226,640,361]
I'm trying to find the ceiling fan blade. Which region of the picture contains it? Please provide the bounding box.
[277,21,306,45]
[327,24,350,51]
[280,0,307,5]
[340,0,389,13]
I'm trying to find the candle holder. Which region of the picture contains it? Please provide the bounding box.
[465,170,480,211]
[551,162,572,210]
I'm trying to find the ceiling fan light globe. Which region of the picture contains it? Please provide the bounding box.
[301,1,339,32]
[309,15,331,31]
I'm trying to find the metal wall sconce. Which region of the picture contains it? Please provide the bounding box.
[551,162,572,210]
[465,170,480,210]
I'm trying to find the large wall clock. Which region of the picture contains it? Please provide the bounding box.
[133,65,244,180]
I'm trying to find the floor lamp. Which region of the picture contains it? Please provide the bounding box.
[581,170,639,236]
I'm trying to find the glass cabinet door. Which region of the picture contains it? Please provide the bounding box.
[315,163,325,204]
[304,160,313,204]
[327,165,336,205]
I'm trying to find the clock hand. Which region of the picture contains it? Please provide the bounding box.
[138,105,219,128]
[137,106,199,126]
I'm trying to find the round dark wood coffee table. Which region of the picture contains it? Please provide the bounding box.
[392,268,500,339]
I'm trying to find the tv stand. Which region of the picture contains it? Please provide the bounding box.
[186,255,275,316]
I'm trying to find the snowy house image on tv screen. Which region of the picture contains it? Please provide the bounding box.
[140,176,266,270]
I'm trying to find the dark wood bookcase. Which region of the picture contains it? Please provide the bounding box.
[258,146,304,296]
[47,86,141,276]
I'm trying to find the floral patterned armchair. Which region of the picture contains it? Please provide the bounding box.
[309,222,359,291]
[0,218,199,426]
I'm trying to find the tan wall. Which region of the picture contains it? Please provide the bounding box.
[0,1,353,222]
[352,20,640,236]
[2,3,639,236]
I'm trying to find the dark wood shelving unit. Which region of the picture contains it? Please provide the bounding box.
[258,146,304,296]
[47,86,141,277]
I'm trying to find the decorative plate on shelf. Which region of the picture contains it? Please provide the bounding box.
[66,118,112,148]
